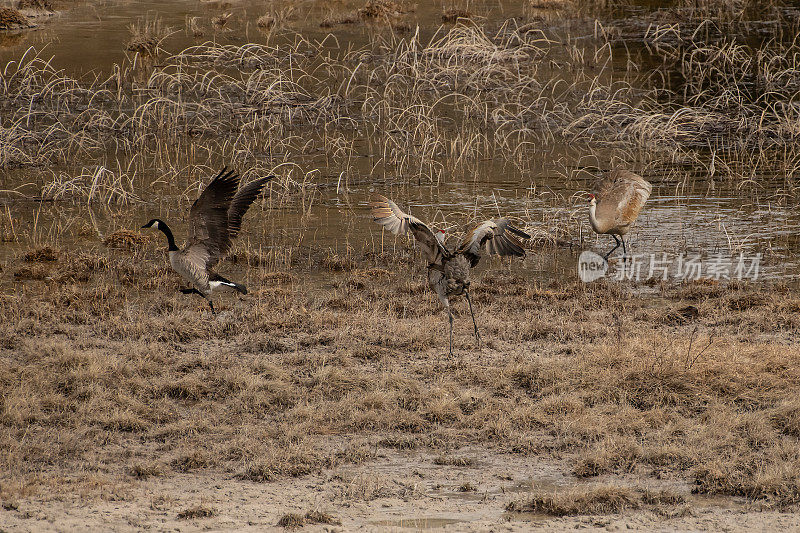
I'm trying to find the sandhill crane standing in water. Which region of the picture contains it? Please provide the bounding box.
[142,167,272,314]
[588,169,652,260]
[371,195,530,355]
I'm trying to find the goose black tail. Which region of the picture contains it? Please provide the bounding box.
[210,274,248,295]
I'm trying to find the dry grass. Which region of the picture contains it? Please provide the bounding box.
[102,230,149,250]
[21,245,59,262]
[177,503,215,519]
[434,455,475,466]
[277,513,305,528]
[1,244,799,511]
[1,0,800,522]
[0,7,32,30]
[359,0,407,19]
[441,8,472,23]
[127,16,172,57]
[507,484,689,516]
[507,485,640,515]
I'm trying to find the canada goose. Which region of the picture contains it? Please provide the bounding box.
[371,194,530,355]
[588,169,652,260]
[142,167,271,314]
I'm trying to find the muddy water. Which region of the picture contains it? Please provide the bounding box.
[1,1,799,284]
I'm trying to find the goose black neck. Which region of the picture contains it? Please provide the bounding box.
[157,221,179,251]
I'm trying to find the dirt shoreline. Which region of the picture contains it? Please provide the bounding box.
[3,447,800,531]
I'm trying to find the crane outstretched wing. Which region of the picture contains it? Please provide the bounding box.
[458,218,530,267]
[370,194,448,264]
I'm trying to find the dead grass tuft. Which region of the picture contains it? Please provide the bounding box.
[434,455,475,467]
[129,462,166,479]
[171,451,211,472]
[13,264,49,280]
[127,16,171,57]
[257,14,274,29]
[573,436,641,478]
[261,271,298,283]
[507,485,640,516]
[320,11,359,27]
[528,0,568,9]
[17,0,52,10]
[0,7,32,29]
[22,246,59,262]
[359,0,406,19]
[177,503,215,519]
[103,230,148,250]
[442,9,472,23]
[305,510,341,525]
[277,513,306,528]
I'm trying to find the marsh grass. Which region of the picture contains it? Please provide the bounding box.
[1,244,799,509]
[3,3,800,213]
[127,16,173,58]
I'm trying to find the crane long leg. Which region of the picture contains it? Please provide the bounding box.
[621,237,627,261]
[465,289,481,348]
[448,308,454,357]
[603,235,621,261]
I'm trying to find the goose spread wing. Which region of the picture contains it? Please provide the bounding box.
[204,175,273,269]
[370,194,448,264]
[187,167,240,265]
[458,218,530,266]
[228,176,272,240]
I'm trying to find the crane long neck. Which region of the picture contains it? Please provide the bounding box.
[588,202,601,233]
[157,222,179,251]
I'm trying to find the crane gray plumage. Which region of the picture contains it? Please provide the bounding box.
[588,169,652,260]
[142,167,272,314]
[371,194,530,355]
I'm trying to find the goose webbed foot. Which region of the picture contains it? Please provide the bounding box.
[180,288,203,295]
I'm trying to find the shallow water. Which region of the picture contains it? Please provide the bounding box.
[2,0,799,284]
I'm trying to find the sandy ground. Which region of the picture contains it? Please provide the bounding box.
[3,446,800,532]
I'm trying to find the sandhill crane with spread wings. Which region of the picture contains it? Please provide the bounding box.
[588,169,652,260]
[371,194,530,355]
[142,167,272,314]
